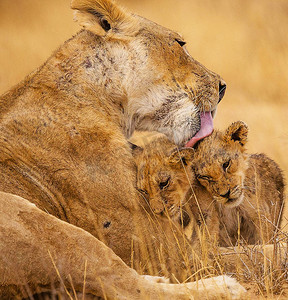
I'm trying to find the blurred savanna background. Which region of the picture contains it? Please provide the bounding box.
[1,0,288,298]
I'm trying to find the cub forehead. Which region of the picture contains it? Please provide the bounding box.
[143,140,177,159]
[196,149,239,169]
[194,145,240,176]
[195,133,240,161]
[148,158,173,177]
[137,155,166,175]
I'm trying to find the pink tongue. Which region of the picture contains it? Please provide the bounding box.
[185,111,213,148]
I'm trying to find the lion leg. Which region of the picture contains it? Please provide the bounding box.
[0,191,155,299]
[0,192,245,299]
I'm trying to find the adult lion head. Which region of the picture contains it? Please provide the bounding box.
[71,0,226,146]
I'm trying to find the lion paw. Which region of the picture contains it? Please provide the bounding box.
[141,275,170,284]
[211,275,246,299]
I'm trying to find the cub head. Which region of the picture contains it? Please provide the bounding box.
[192,121,249,207]
[132,136,194,219]
[71,0,226,147]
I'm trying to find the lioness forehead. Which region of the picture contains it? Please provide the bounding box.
[135,15,184,41]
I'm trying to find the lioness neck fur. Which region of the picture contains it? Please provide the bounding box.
[133,121,285,246]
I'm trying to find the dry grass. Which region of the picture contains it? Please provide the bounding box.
[1,0,288,298]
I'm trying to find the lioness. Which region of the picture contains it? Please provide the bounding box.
[133,121,285,247]
[0,0,249,299]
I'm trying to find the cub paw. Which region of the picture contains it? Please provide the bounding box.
[212,275,246,299]
[141,275,170,284]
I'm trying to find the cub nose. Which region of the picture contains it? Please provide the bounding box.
[218,80,226,103]
[221,190,230,199]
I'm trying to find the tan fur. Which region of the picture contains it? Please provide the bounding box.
[132,136,194,219]
[1,191,246,299]
[132,135,219,246]
[71,0,137,37]
[133,121,285,248]
[192,121,285,246]
[0,0,249,299]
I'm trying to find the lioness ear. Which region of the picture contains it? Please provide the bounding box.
[224,121,249,146]
[130,142,144,157]
[71,0,137,37]
[169,148,194,167]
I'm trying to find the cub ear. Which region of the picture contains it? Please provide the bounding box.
[71,0,137,37]
[168,148,194,167]
[223,121,249,146]
[129,142,144,157]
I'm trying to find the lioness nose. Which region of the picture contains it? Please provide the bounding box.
[218,80,226,103]
[221,190,230,199]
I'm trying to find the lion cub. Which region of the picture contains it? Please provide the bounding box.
[131,135,195,221]
[133,121,285,246]
[131,135,220,242]
[192,121,285,245]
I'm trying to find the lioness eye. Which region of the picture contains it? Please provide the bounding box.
[223,160,231,171]
[175,39,186,47]
[159,177,170,190]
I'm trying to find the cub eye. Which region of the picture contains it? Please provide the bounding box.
[223,160,231,172]
[138,189,148,196]
[159,177,170,190]
[175,39,186,47]
[197,175,211,181]
[181,157,187,166]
